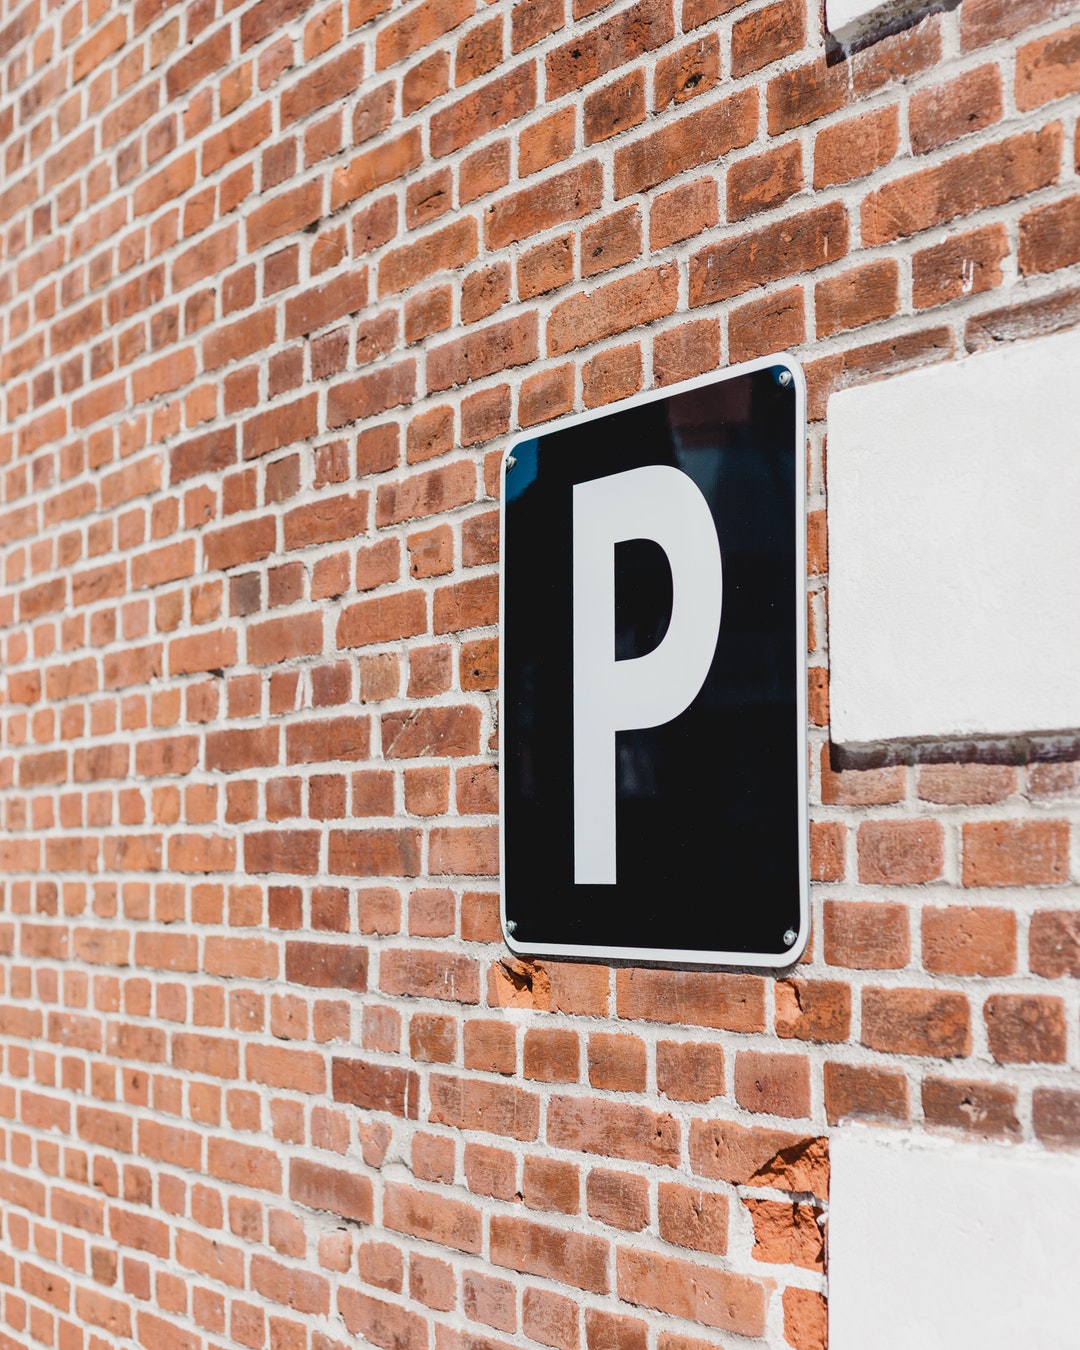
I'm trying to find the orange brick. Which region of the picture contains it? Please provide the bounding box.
[962,819,1070,886]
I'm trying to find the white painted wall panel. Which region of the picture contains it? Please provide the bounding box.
[827,327,1080,748]
[830,1129,1080,1350]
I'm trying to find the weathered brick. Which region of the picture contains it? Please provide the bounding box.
[614,90,757,198]
[862,125,1062,245]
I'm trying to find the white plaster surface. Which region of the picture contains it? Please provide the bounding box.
[830,1128,1080,1350]
[827,327,1080,747]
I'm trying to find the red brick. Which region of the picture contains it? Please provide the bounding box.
[649,178,718,250]
[430,63,536,157]
[384,1181,482,1252]
[513,0,564,52]
[1028,762,1080,802]
[910,64,1003,154]
[381,949,480,1004]
[584,70,646,145]
[655,33,719,110]
[862,987,970,1058]
[656,1041,725,1104]
[331,130,423,210]
[332,1059,420,1117]
[745,1196,823,1270]
[727,141,802,221]
[379,218,478,299]
[964,286,1080,354]
[491,1216,609,1293]
[1019,194,1080,276]
[246,613,322,665]
[486,162,603,249]
[616,968,765,1031]
[615,1248,766,1338]
[912,223,1009,309]
[523,1288,579,1350]
[814,105,899,188]
[614,90,757,198]
[465,1142,516,1200]
[823,1062,909,1126]
[433,575,498,632]
[285,941,368,990]
[1016,23,1080,109]
[548,264,678,356]
[690,203,848,306]
[328,361,417,427]
[1033,1086,1080,1148]
[962,819,1069,887]
[961,0,1079,51]
[429,1074,540,1139]
[816,259,899,337]
[658,1182,728,1254]
[548,1097,679,1165]
[734,1051,810,1118]
[587,1033,646,1092]
[783,1289,828,1350]
[581,206,642,278]
[523,1157,580,1215]
[524,1028,580,1082]
[546,0,673,98]
[281,47,366,125]
[517,365,572,426]
[985,994,1066,1064]
[862,125,1063,245]
[728,286,805,364]
[328,828,422,876]
[653,319,720,386]
[775,979,850,1043]
[519,107,576,177]
[428,314,538,391]
[247,181,323,251]
[922,1077,1021,1140]
[587,1168,649,1231]
[731,0,803,77]
[582,343,643,408]
[1030,910,1080,977]
[429,825,499,875]
[922,906,1016,977]
[377,460,476,526]
[767,57,849,135]
[804,325,954,420]
[339,1291,428,1349]
[857,818,944,885]
[376,0,474,68]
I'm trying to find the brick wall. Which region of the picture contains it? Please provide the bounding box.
[1,0,1079,1346]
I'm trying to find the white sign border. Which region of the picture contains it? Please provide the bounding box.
[498,353,810,970]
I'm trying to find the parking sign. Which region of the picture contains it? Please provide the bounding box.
[500,357,809,967]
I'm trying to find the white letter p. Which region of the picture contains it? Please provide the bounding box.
[572,465,723,885]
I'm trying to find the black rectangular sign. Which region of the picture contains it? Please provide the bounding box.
[499,357,809,967]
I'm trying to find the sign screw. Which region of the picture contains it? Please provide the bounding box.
[506,455,517,471]
[506,919,517,934]
[783,928,797,947]
[777,370,793,387]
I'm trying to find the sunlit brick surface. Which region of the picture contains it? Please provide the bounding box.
[0,0,1079,1346]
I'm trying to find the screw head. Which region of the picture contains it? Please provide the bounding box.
[505,919,517,934]
[777,370,793,387]
[782,928,797,947]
